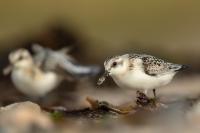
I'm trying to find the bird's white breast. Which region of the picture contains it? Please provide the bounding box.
[11,68,60,97]
[112,67,175,92]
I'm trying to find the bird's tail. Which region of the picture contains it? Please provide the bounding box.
[178,65,189,71]
[171,64,189,72]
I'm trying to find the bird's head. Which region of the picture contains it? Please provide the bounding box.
[9,49,33,68]
[104,54,130,76]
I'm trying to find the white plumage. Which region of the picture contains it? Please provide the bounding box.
[4,45,101,98]
[5,49,61,98]
[100,53,186,95]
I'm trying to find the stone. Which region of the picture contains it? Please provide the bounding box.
[0,101,54,133]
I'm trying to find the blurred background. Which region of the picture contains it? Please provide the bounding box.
[0,1,200,67]
[0,1,200,133]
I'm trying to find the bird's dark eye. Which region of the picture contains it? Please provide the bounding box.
[112,62,117,67]
[18,55,24,61]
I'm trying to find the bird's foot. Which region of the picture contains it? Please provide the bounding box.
[136,91,167,111]
[136,91,154,106]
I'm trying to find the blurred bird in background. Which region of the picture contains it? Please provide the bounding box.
[3,44,101,98]
[32,44,101,80]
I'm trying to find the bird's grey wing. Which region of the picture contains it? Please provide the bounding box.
[142,55,185,76]
[57,59,101,78]
[32,44,74,72]
[32,44,49,69]
[32,44,101,78]
[141,55,168,76]
[129,54,183,76]
[35,46,101,78]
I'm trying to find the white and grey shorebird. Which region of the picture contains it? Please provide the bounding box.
[32,44,100,79]
[3,48,60,98]
[3,45,100,98]
[98,53,187,99]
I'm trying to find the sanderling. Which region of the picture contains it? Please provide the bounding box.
[98,53,188,99]
[3,45,101,98]
[3,48,61,98]
[32,44,101,79]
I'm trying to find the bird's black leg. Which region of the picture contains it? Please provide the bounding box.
[153,89,156,99]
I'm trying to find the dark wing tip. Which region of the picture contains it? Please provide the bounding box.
[177,65,189,71]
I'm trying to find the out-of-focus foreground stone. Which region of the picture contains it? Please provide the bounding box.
[0,101,54,133]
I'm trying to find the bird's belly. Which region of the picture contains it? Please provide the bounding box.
[113,71,175,91]
[11,70,60,97]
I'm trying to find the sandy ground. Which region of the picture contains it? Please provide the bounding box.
[1,74,200,132]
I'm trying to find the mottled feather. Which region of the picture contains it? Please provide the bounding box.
[128,54,183,76]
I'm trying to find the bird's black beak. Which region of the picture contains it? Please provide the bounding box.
[104,70,110,77]
[97,70,110,85]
